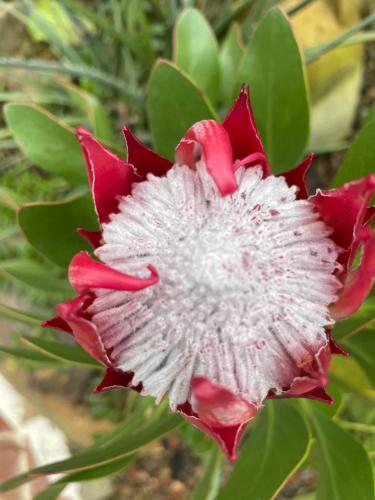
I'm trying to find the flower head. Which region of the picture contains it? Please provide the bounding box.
[46,86,375,461]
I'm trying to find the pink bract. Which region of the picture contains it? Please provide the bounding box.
[46,86,375,461]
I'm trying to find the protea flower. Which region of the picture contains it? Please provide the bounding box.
[46,86,375,461]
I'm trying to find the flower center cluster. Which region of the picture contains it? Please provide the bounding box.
[89,164,340,410]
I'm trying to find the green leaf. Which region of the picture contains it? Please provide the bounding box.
[332,119,375,187]
[0,411,181,493]
[191,445,222,500]
[308,409,374,500]
[219,23,244,106]
[0,302,43,326]
[147,59,216,159]
[4,103,86,185]
[57,453,134,483]
[21,335,101,368]
[217,400,311,500]
[34,454,135,500]
[18,194,98,268]
[0,258,72,295]
[238,8,310,172]
[0,345,61,364]
[174,8,220,104]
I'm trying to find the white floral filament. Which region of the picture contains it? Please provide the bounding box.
[88,164,341,411]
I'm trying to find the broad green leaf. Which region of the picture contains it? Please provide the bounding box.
[174,8,220,104]
[57,79,114,143]
[0,411,181,492]
[147,59,216,159]
[0,302,43,326]
[332,119,375,187]
[0,258,72,295]
[4,103,86,185]
[238,8,310,172]
[191,445,222,500]
[18,194,98,268]
[219,23,244,106]
[0,345,61,364]
[34,454,135,500]
[21,335,101,368]
[218,400,311,500]
[309,409,374,500]
[342,329,375,387]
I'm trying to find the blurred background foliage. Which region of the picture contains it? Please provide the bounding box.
[0,0,375,498]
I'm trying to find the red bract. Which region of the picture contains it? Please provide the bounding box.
[46,86,375,461]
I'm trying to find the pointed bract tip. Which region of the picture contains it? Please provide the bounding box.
[239,83,249,96]
[75,125,91,141]
[42,315,73,334]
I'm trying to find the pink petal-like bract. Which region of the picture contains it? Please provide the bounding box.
[123,126,172,178]
[77,126,139,224]
[46,88,374,460]
[278,153,313,200]
[57,295,110,366]
[331,227,375,320]
[177,377,258,462]
[222,85,271,176]
[365,206,375,226]
[42,316,72,335]
[311,174,375,269]
[176,120,237,196]
[94,368,141,394]
[69,251,158,294]
[77,228,103,249]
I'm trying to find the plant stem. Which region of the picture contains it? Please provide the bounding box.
[0,57,142,102]
[305,12,375,64]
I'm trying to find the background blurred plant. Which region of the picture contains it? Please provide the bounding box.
[0,0,374,498]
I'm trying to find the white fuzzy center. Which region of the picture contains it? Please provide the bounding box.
[89,164,340,410]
